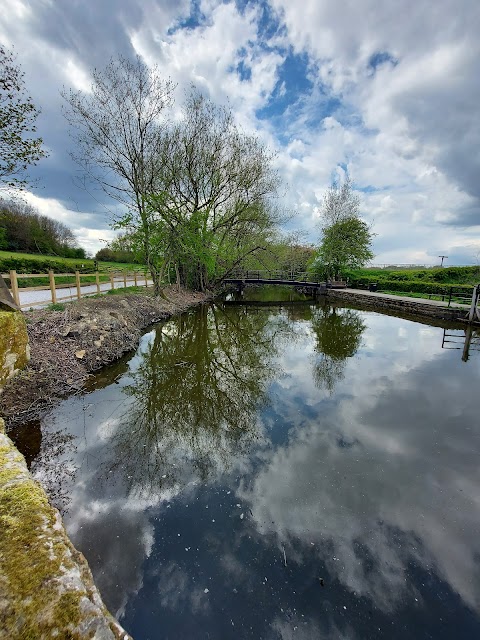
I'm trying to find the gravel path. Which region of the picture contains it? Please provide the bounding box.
[19,276,152,309]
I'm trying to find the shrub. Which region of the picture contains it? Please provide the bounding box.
[350,277,472,296]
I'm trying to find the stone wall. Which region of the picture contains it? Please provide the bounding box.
[324,289,468,323]
[0,310,30,390]
[0,417,132,640]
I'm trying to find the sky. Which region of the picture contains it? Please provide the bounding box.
[1,0,479,265]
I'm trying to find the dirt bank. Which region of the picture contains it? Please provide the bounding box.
[0,287,210,430]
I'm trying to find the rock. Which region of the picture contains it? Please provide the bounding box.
[75,350,86,359]
[94,340,102,348]
[0,311,30,391]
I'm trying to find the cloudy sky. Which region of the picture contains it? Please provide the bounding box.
[1,0,479,264]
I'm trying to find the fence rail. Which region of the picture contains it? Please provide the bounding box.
[1,269,150,309]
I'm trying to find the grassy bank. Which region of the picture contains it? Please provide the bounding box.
[346,266,479,300]
[0,249,144,276]
[347,265,480,285]
[0,250,147,288]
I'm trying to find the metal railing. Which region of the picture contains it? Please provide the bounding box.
[226,269,319,282]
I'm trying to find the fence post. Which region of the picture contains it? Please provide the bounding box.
[75,271,81,300]
[448,287,452,307]
[49,270,57,304]
[134,271,138,287]
[123,272,127,288]
[468,285,479,322]
[9,270,21,308]
[110,273,114,290]
[95,271,100,294]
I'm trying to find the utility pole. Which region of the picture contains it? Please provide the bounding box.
[438,255,448,267]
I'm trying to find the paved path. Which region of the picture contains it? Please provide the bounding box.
[18,277,152,310]
[341,288,470,309]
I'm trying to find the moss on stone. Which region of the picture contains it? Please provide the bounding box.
[0,310,30,389]
[0,428,131,639]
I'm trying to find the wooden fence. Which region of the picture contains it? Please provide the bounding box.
[1,270,151,309]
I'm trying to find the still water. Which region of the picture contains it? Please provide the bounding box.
[17,291,480,639]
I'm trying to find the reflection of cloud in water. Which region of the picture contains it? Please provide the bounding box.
[68,502,154,619]
[240,352,480,613]
[156,562,210,615]
[269,617,356,640]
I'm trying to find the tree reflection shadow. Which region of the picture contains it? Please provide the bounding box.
[311,304,366,392]
[106,303,294,493]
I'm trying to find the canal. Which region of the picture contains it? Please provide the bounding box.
[13,289,480,639]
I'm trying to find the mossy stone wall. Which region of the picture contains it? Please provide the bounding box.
[0,311,30,390]
[0,418,132,639]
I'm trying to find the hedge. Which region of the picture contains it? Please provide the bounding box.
[344,266,480,285]
[350,277,473,296]
[0,255,95,275]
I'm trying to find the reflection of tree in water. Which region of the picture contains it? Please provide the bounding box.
[106,303,294,494]
[311,305,365,392]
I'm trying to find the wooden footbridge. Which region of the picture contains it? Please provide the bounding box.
[223,271,480,327]
[223,270,346,290]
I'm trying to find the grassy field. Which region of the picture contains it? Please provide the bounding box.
[348,265,480,285]
[0,250,145,273]
[346,266,479,302]
[0,250,148,288]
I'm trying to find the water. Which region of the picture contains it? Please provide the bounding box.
[13,293,480,639]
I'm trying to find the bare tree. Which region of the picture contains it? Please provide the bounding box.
[320,175,360,230]
[62,56,175,293]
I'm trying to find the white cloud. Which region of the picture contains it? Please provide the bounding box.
[0,0,479,261]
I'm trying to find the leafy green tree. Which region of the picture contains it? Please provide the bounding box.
[312,177,374,280]
[0,45,47,189]
[314,216,374,280]
[148,89,285,290]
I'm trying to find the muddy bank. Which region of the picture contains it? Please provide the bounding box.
[0,287,210,430]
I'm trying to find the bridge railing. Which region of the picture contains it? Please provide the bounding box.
[226,269,319,282]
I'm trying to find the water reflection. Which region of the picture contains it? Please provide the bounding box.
[311,305,366,392]
[15,300,480,639]
[103,304,295,493]
[442,325,480,361]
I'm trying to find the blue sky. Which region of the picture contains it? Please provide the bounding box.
[1,0,479,265]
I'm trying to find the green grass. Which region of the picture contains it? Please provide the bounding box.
[46,302,67,311]
[379,289,471,305]
[0,249,148,289]
[380,290,445,301]
[0,249,145,274]
[106,285,149,295]
[347,265,480,286]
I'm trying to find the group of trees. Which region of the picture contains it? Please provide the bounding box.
[0,197,86,258]
[2,44,374,288]
[0,45,85,259]
[95,234,140,264]
[62,57,285,293]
